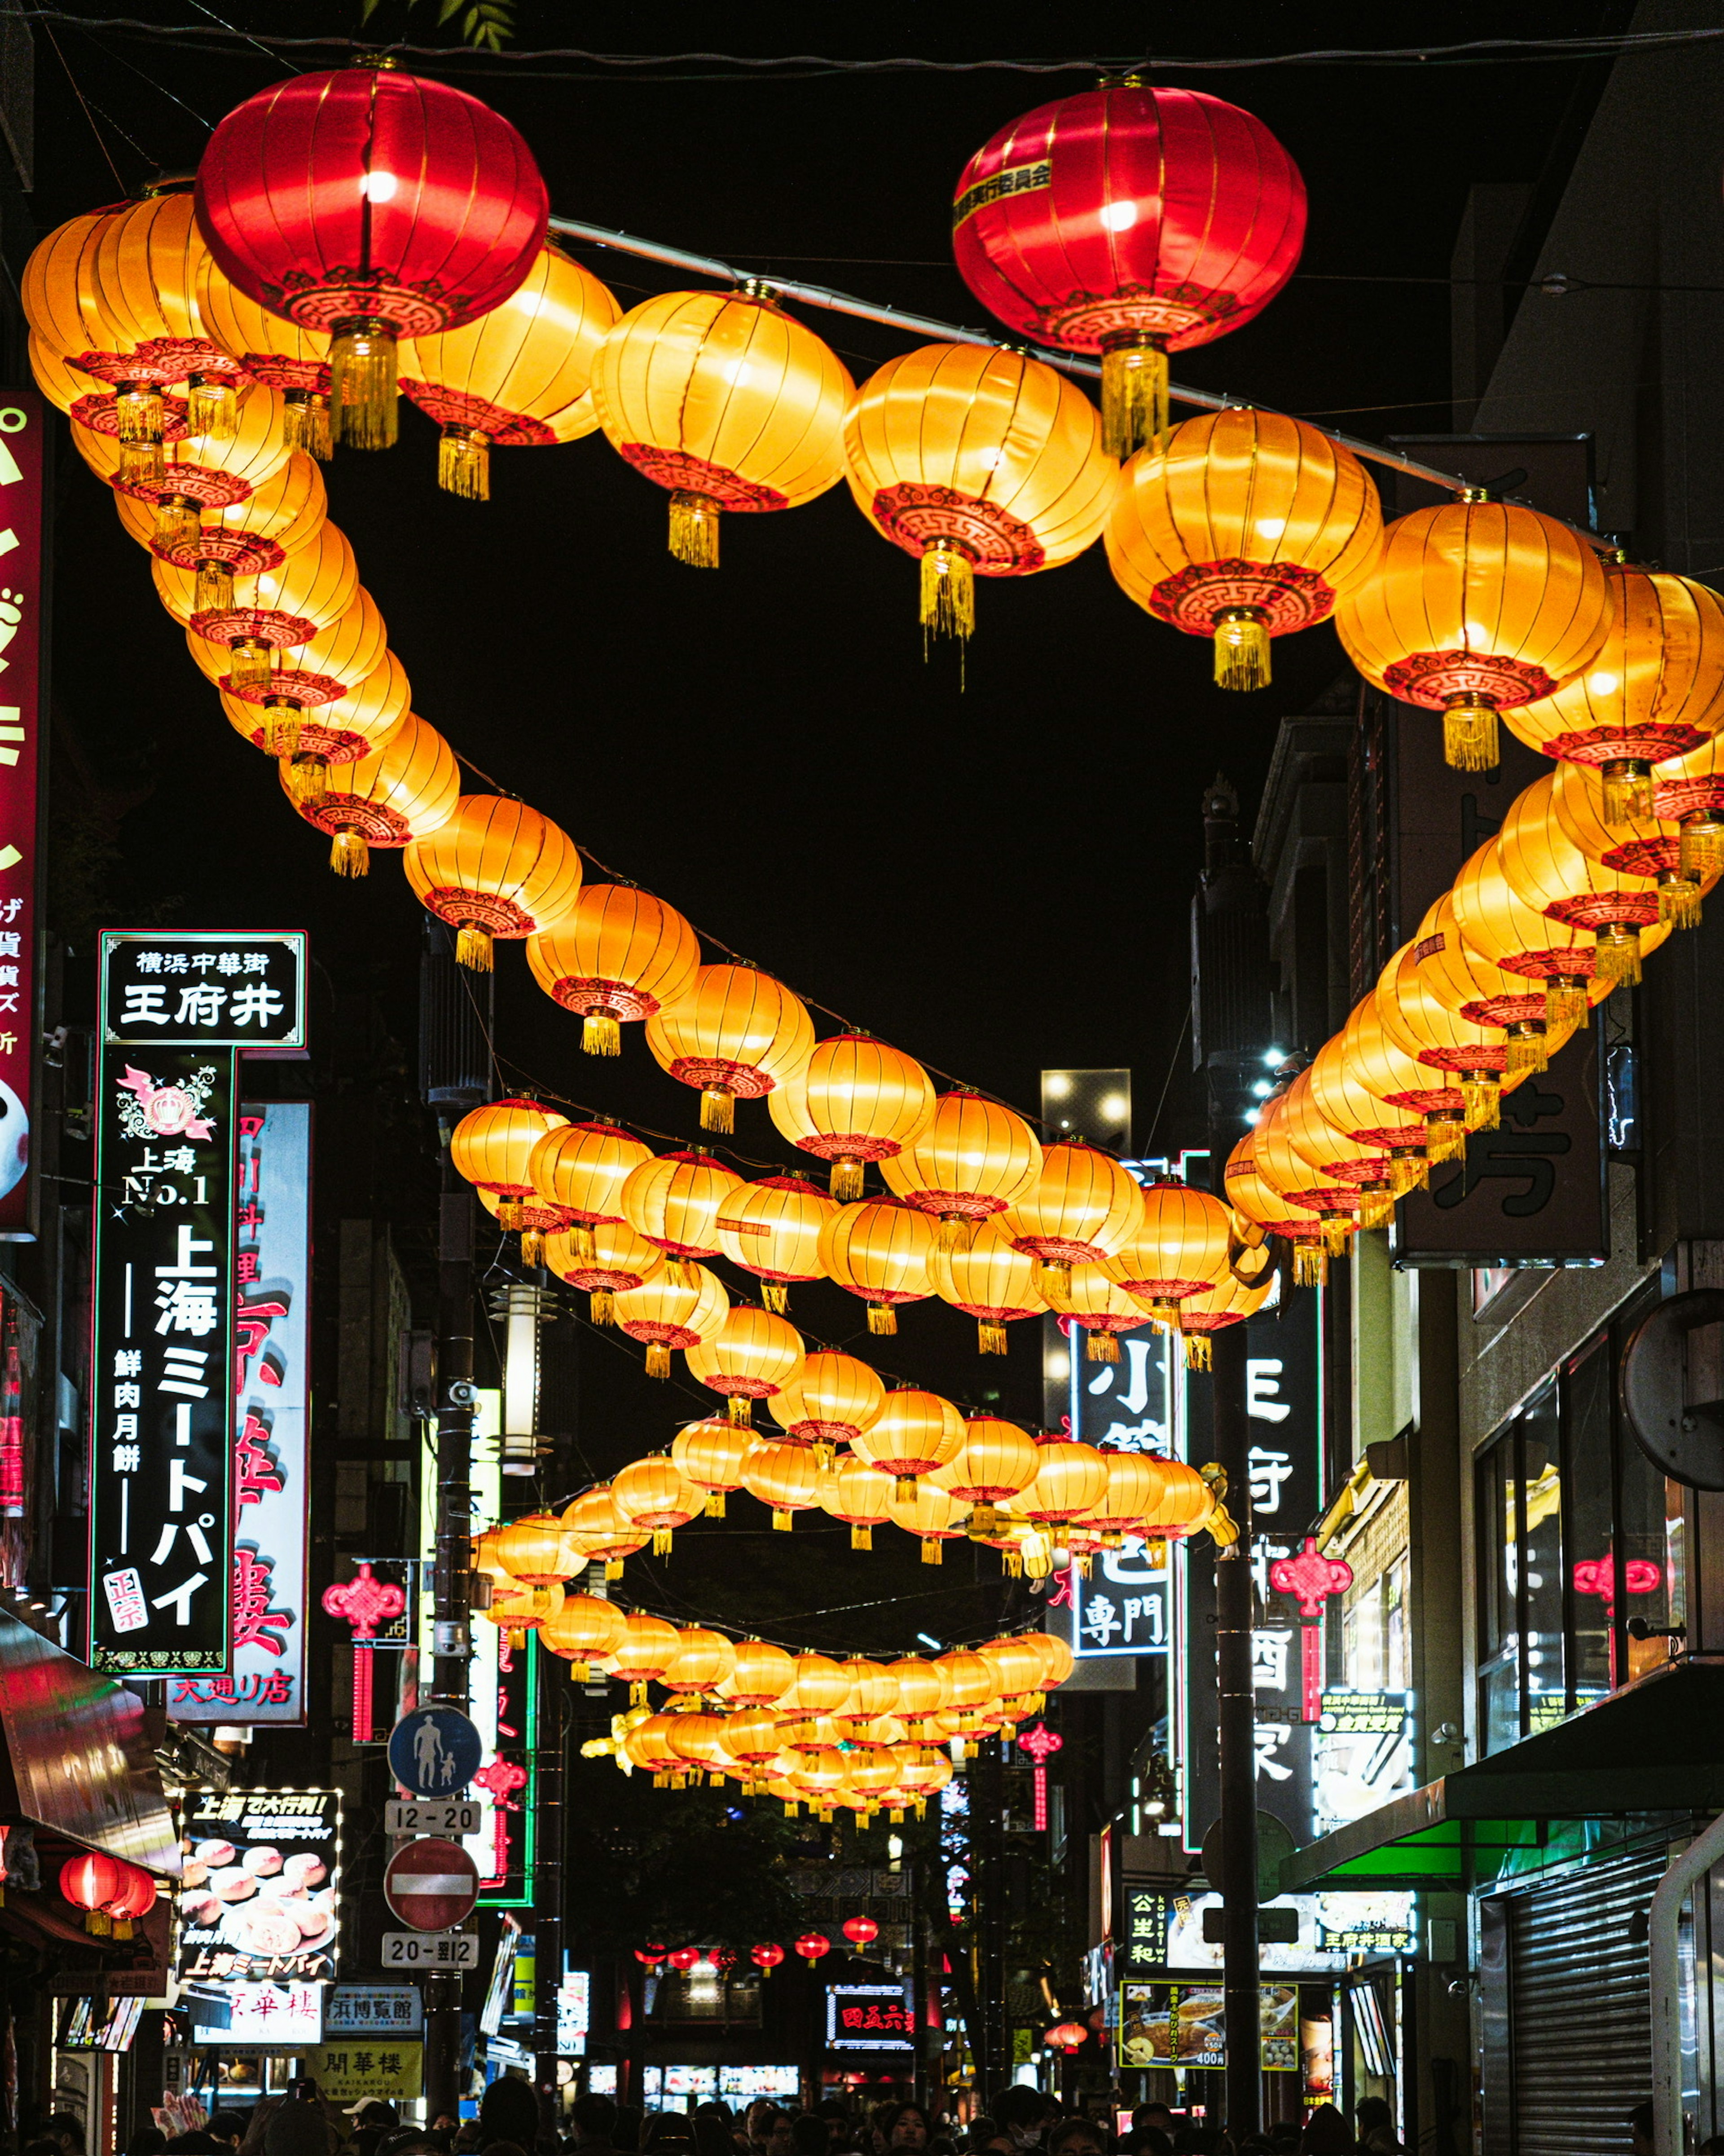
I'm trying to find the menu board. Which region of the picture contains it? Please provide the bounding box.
[175,1789,340,1984]
[1118,1982,1298,2070]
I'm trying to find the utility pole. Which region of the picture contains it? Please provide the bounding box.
[1191,776,1275,2139]
[533,1688,567,2115]
[970,1737,1008,2108]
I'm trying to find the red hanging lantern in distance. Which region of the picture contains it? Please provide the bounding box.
[794,1932,831,1961]
[842,1915,880,1948]
[951,82,1306,458]
[751,1943,786,1973]
[194,65,549,448]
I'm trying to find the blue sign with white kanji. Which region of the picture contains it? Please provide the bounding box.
[388,1704,483,1796]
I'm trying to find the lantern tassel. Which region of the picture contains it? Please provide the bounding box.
[590,1288,615,1326]
[773,1509,793,1532]
[285,390,333,461]
[829,1159,866,1202]
[186,376,238,440]
[520,1229,544,1267]
[1546,977,1591,1029]
[439,425,491,501]
[705,1490,726,1517]
[261,700,302,758]
[919,539,974,657]
[977,1319,1007,1355]
[1002,1548,1024,1579]
[645,1342,671,1380]
[1293,1241,1330,1288]
[653,1529,673,1558]
[1213,608,1271,692]
[726,1395,753,1428]
[195,559,235,615]
[669,490,720,567]
[606,1557,624,1580]
[229,639,272,691]
[850,1524,872,1550]
[1425,1114,1467,1165]
[938,1214,976,1252]
[115,383,163,445]
[1356,1186,1394,1233]
[456,926,494,973]
[1443,696,1500,772]
[1183,1332,1213,1372]
[922,1538,943,1565]
[762,1280,790,1315]
[1680,816,1724,877]
[286,755,328,807]
[1085,1328,1120,1364]
[583,1012,622,1056]
[1389,1154,1429,1195]
[867,1303,897,1336]
[330,830,369,878]
[119,439,165,486]
[968,1503,1000,1536]
[1459,1076,1500,1132]
[1100,333,1169,460]
[330,320,399,450]
[154,496,201,551]
[1660,874,1704,929]
[1601,761,1655,825]
[700,1085,736,1134]
[1503,1025,1547,1078]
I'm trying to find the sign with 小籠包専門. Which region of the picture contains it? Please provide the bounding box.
[100,932,307,1051]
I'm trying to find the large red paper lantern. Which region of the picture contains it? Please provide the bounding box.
[952,82,1306,456]
[61,1852,123,1935]
[751,1943,786,1973]
[195,65,548,448]
[842,1916,880,1948]
[794,1932,831,1961]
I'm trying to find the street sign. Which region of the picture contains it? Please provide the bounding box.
[385,1797,482,1839]
[382,1929,479,1970]
[387,1703,483,1797]
[383,1838,479,1933]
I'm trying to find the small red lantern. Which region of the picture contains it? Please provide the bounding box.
[634,1943,668,1966]
[60,1852,123,1936]
[842,1916,880,1949]
[195,66,549,448]
[103,1862,156,1937]
[668,1947,701,1972]
[794,1932,831,1962]
[1045,2021,1087,2054]
[751,1943,785,1973]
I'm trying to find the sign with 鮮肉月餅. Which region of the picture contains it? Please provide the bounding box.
[100,932,306,1051]
[0,392,47,1241]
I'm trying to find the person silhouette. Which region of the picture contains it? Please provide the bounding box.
[412,1715,446,1787]
[439,1749,456,1787]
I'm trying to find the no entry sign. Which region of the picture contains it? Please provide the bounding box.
[382,1838,479,1933]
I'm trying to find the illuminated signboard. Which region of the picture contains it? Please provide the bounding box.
[1071,1535,1174,1658]
[176,1788,341,1985]
[1312,1689,1415,1839]
[187,1979,324,2050]
[1118,1981,1298,2070]
[0,392,44,1241]
[99,931,307,1051]
[826,1981,915,2052]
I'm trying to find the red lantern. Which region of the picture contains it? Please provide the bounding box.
[634,1943,668,1966]
[103,1862,156,1936]
[1045,2020,1087,2054]
[794,1932,831,1962]
[842,1916,880,1949]
[195,66,549,448]
[751,1943,785,1973]
[667,1947,701,1972]
[60,1852,123,1935]
[952,83,1306,457]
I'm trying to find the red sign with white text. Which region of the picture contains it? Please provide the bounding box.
[0,392,44,1237]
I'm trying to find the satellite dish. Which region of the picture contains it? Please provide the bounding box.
[1621,1290,1724,1490]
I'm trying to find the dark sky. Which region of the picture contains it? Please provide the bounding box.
[30,4,1624,1647]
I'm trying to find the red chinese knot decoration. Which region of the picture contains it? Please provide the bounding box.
[1016,1721,1064,1832]
[1268,1536,1354,1619]
[951,83,1306,459]
[195,66,549,448]
[321,1561,406,1744]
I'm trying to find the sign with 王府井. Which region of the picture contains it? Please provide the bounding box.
[100,931,307,1050]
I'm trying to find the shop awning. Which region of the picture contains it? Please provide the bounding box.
[0,1609,179,1874]
[1281,1658,1724,1893]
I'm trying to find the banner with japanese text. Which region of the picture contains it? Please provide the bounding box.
[0,392,45,1238]
[172,1102,310,1725]
[88,1045,237,1673]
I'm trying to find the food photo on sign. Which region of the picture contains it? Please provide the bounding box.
[175,1790,340,1983]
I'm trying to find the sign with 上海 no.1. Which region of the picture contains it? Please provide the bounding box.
[100,932,307,1051]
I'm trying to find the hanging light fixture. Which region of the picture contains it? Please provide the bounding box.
[768,1349,887,1460]
[403,794,584,972]
[880,1089,1042,1247]
[927,1217,1048,1354]
[684,1305,805,1427]
[530,1120,655,1268]
[526,885,701,1058]
[768,1034,936,1200]
[612,1265,730,1380]
[645,961,814,1135]
[669,1417,757,1518]
[620,1148,744,1286]
[816,1196,938,1334]
[715,1172,837,1315]
[544,1217,664,1327]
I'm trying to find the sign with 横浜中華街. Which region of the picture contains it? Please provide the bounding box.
[88,1044,237,1674]
[100,932,307,1050]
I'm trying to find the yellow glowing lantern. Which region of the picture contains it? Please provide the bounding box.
[928,1217,1048,1355]
[881,1089,1042,1243]
[661,1627,738,1700]
[998,1139,1143,1296]
[104,383,290,573]
[1495,772,1664,989]
[451,1098,568,1232]
[1049,1264,1152,1362]
[767,1034,935,1199]
[816,1196,938,1335]
[670,1416,756,1517]
[223,635,405,767]
[529,1120,654,1267]
[526,885,701,1057]
[852,1386,964,1494]
[493,1510,582,1586]
[188,585,387,751]
[612,1264,729,1380]
[1171,1266,1275,1370]
[1020,1436,1109,1526]
[739,1440,827,1531]
[620,1147,744,1283]
[888,1479,966,1564]
[115,445,322,617]
[403,794,584,973]
[160,518,358,694]
[932,1416,1040,1534]
[821,1454,895,1549]
[715,1172,837,1314]
[684,1305,805,1426]
[611,1456,704,1557]
[1552,759,1710,931]
[719,1638,798,1707]
[769,1349,887,1457]
[543,1216,664,1327]
[645,961,814,1135]
[1251,1085,1362,1258]
[537,1592,625,1681]
[559,1485,649,1580]
[1101,1176,1230,1326]
[603,1611,683,1706]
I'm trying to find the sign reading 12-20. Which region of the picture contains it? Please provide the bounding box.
[100,932,307,1050]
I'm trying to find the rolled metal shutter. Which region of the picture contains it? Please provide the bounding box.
[1506,1848,1665,2156]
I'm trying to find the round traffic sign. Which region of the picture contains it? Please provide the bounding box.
[388,1704,484,1797]
[383,1837,479,1932]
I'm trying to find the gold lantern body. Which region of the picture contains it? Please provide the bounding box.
[816,1196,937,1335]
[880,1089,1042,1237]
[928,1218,1047,1354]
[768,1034,935,1199]
[526,885,701,1056]
[768,1349,887,1453]
[613,1265,730,1379]
[715,1173,836,1314]
[403,794,584,973]
[852,1387,964,1493]
[645,962,814,1134]
[684,1305,805,1425]
[620,1148,744,1279]
[671,1417,757,1517]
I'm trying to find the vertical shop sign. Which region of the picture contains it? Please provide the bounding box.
[171,1103,312,1724]
[0,392,45,1239]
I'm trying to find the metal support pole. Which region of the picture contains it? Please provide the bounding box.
[1210,1319,1262,2138]
[971,1737,1008,2108]
[534,1687,567,2124]
[1652,1808,1724,2156]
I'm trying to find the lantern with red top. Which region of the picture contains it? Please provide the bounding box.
[634,1944,668,1967]
[195,62,550,449]
[667,1947,701,1973]
[794,1933,831,1962]
[751,1943,786,1975]
[103,1863,156,1940]
[952,80,1306,459]
[1267,1536,1354,1723]
[61,1853,124,1936]
[841,1916,880,1950]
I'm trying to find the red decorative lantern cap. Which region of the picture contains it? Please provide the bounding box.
[842,1916,880,1947]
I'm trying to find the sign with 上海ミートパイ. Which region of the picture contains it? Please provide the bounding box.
[171,1103,311,1724]
[175,1788,340,1986]
[100,932,307,1049]
[303,2044,423,2101]
[383,1837,479,1933]
[387,1703,483,1796]
[88,1045,237,1675]
[0,393,47,1241]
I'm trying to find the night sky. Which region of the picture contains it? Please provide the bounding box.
[31,4,1623,1652]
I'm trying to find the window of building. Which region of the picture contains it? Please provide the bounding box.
[1474,1308,1670,1753]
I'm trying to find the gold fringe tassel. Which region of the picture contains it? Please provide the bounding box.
[1184,1332,1214,1371]
[829,1159,866,1202]
[456,925,494,973]
[773,1509,793,1532]
[1213,608,1271,692]
[330,321,399,450]
[119,439,164,486]
[330,830,369,878]
[583,1012,621,1056]
[568,1222,597,1265]
[700,1085,735,1134]
[1036,1257,1072,1312]
[705,1491,726,1518]
[850,1524,872,1550]
[653,1528,673,1557]
[520,1229,545,1267]
[1601,760,1655,825]
[921,1539,943,1565]
[195,559,235,615]
[1425,1114,1468,1165]
[1085,1328,1120,1363]
[1660,874,1704,929]
[978,1318,1007,1356]
[919,539,974,659]
[867,1303,897,1335]
[606,1557,624,1580]
[229,639,272,690]
[894,1474,918,1497]
[727,1395,753,1428]
[1503,1024,1548,1077]
[1099,334,1169,460]
[1388,1153,1429,1195]
[1356,1186,1394,1232]
[1293,1241,1330,1288]
[645,1342,671,1380]
[262,700,302,758]
[1595,925,1643,988]
[186,376,237,440]
[1545,977,1591,1029]
[1461,1075,1501,1131]
[763,1280,790,1315]
[114,384,163,445]
[287,754,328,807]
[1443,697,1500,772]
[439,425,491,501]
[1320,1216,1354,1258]
[669,490,720,567]
[154,496,201,551]
[284,391,333,461]
[1680,816,1724,877]
[938,1214,976,1252]
[969,1502,999,1536]
[1002,1548,1025,1578]
[590,1288,614,1326]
